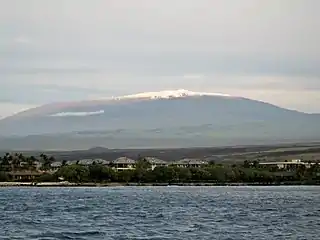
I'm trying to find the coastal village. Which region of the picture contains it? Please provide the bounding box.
[0,153,319,184]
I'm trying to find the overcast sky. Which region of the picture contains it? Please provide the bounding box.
[1,0,319,117]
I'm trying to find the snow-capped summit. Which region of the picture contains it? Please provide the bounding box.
[113,89,232,100]
[1,86,320,150]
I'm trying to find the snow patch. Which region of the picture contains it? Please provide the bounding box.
[113,89,231,100]
[50,110,104,117]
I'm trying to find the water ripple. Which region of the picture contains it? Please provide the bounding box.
[0,186,319,239]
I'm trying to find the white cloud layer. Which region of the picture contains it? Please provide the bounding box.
[0,0,319,116]
[50,110,105,117]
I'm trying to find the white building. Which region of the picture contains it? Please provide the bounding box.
[112,157,136,171]
[171,158,208,168]
[144,157,168,170]
[259,159,315,169]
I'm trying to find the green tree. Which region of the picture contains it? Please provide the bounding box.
[176,167,192,182]
[35,173,56,182]
[0,156,10,172]
[208,160,215,166]
[243,160,251,168]
[117,170,134,183]
[56,164,89,183]
[150,166,174,183]
[0,171,9,181]
[23,156,36,171]
[40,154,54,170]
[89,164,116,182]
[11,154,21,171]
[207,166,227,182]
[295,165,307,181]
[189,168,210,182]
[62,160,67,166]
[252,160,259,169]
[135,158,151,170]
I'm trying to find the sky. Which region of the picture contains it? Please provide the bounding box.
[1,0,320,117]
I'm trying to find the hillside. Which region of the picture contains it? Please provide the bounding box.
[0,89,319,150]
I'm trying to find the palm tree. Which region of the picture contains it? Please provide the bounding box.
[48,156,55,163]
[40,153,47,161]
[0,157,5,171]
[18,153,25,161]
[11,154,21,171]
[17,153,27,169]
[252,160,259,169]
[136,157,151,170]
[40,154,53,170]
[25,157,36,171]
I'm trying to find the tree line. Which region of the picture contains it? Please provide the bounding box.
[1,153,319,184]
[38,159,320,184]
[0,153,55,171]
[0,153,55,181]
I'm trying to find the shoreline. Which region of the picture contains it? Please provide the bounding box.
[0,182,319,187]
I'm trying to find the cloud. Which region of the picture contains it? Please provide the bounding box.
[13,35,31,44]
[50,110,104,117]
[0,0,319,115]
[182,74,205,79]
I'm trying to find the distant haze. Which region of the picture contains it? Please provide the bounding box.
[1,0,320,118]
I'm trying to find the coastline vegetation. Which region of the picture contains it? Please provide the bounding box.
[0,153,319,185]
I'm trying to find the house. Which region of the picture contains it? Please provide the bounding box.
[112,157,136,171]
[19,161,28,168]
[66,158,110,166]
[66,160,78,165]
[144,157,168,170]
[78,159,95,166]
[34,161,43,170]
[92,159,110,166]
[187,159,208,168]
[50,162,62,171]
[8,171,43,182]
[259,159,315,170]
[171,158,208,168]
[171,159,189,168]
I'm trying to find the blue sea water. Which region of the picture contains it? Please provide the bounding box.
[0,186,319,240]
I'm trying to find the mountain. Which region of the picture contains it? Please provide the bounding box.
[0,89,319,150]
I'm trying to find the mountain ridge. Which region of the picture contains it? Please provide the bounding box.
[3,89,315,120]
[2,89,237,120]
[0,89,319,150]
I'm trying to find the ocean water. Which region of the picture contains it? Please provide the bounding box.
[0,186,319,240]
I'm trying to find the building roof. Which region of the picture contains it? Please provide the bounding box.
[78,159,95,165]
[93,159,110,165]
[75,158,110,165]
[259,162,307,165]
[51,162,62,167]
[188,159,208,165]
[172,159,190,165]
[112,157,136,164]
[66,160,78,165]
[172,158,207,165]
[144,157,167,164]
[34,161,42,168]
